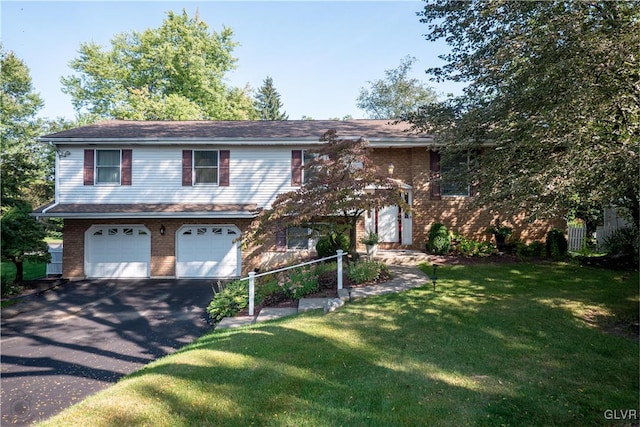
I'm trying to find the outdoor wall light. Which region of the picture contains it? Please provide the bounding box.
[160,225,165,235]
[388,163,395,175]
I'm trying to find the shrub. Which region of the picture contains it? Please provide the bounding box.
[283,266,319,299]
[546,229,568,259]
[516,240,546,258]
[206,280,249,322]
[451,232,495,257]
[347,260,389,284]
[255,278,286,306]
[428,223,451,255]
[601,226,639,262]
[316,233,350,258]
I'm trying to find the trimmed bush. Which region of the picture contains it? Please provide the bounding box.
[428,223,451,255]
[316,232,350,258]
[546,229,568,259]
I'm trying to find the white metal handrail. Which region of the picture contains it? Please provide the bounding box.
[240,249,346,316]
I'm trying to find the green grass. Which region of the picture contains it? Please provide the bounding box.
[1,261,47,284]
[37,263,639,427]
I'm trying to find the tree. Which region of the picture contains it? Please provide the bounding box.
[408,1,640,226]
[1,202,50,284]
[246,130,407,259]
[61,10,257,120]
[356,55,438,119]
[0,45,50,209]
[254,76,288,120]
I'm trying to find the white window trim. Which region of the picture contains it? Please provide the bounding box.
[193,150,220,186]
[95,149,122,186]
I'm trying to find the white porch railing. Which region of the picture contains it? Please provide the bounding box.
[240,250,346,316]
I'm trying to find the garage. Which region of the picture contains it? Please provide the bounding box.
[176,225,241,278]
[85,225,151,278]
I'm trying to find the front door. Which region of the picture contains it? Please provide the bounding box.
[369,190,413,245]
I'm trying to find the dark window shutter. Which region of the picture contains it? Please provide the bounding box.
[291,150,302,186]
[182,150,192,186]
[219,150,230,186]
[430,150,441,200]
[275,228,287,251]
[121,149,132,185]
[84,149,94,186]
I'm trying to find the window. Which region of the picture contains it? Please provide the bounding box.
[194,150,219,185]
[287,227,313,250]
[441,153,470,197]
[84,149,131,186]
[96,150,121,184]
[303,150,321,184]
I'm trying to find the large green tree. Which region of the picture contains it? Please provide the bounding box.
[254,76,288,120]
[0,46,54,285]
[0,45,50,209]
[246,130,407,260]
[61,10,257,120]
[408,1,640,226]
[357,55,437,119]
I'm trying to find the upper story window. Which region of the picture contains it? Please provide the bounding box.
[303,150,322,184]
[182,149,229,187]
[84,149,131,186]
[193,150,219,185]
[96,150,121,184]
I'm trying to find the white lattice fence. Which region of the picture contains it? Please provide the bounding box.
[567,223,586,252]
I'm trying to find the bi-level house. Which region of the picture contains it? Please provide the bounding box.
[35,120,553,280]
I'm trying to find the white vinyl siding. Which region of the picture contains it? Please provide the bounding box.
[57,145,308,207]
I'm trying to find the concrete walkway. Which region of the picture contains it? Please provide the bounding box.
[216,264,430,330]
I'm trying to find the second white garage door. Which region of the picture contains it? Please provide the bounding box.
[176,225,241,278]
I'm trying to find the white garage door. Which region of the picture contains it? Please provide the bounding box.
[85,225,151,278]
[176,225,241,278]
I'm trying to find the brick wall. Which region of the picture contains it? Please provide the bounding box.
[369,147,559,249]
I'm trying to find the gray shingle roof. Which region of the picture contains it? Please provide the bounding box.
[41,119,429,141]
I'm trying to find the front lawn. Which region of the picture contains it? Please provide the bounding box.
[37,262,639,427]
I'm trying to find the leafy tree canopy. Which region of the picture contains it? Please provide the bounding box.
[61,10,257,120]
[408,1,640,225]
[255,76,288,120]
[0,45,51,209]
[357,55,438,119]
[246,130,408,259]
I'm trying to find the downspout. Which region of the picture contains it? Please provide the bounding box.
[37,140,60,218]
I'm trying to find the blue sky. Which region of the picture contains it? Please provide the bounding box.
[2,1,465,121]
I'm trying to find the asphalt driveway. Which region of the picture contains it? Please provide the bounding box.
[1,278,217,426]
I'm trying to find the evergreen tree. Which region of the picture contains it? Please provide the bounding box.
[254,76,288,120]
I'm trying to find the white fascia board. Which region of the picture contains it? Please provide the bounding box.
[33,211,258,219]
[37,137,326,146]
